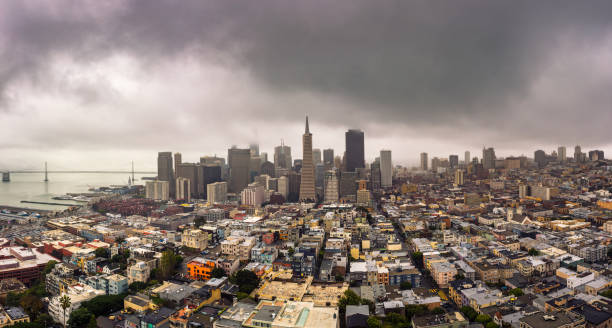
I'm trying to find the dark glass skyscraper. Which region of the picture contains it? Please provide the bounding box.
[157,152,174,197]
[345,129,364,172]
[228,147,251,193]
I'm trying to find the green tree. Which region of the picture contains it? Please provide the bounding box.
[80,294,127,317]
[128,281,148,293]
[454,273,465,280]
[157,250,179,280]
[400,281,412,290]
[411,252,424,268]
[59,295,71,327]
[528,248,539,256]
[211,267,226,278]
[5,292,21,307]
[508,288,524,297]
[460,306,478,322]
[68,307,93,328]
[94,247,109,258]
[230,270,260,294]
[486,322,500,328]
[367,316,382,328]
[87,315,98,328]
[236,292,249,300]
[20,295,43,320]
[431,307,445,314]
[476,314,492,324]
[42,260,57,276]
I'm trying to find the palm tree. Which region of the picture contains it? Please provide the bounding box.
[59,295,71,328]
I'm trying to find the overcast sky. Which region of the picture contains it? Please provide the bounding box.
[1,0,612,171]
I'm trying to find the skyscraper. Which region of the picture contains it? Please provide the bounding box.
[449,155,459,169]
[228,147,250,193]
[174,153,182,174]
[420,153,428,171]
[299,117,316,201]
[455,170,464,186]
[323,149,334,166]
[345,129,365,172]
[324,170,339,203]
[589,150,605,161]
[380,150,392,188]
[557,146,567,162]
[482,147,496,170]
[370,161,381,192]
[207,181,227,204]
[534,150,546,168]
[312,149,322,165]
[464,151,470,165]
[157,152,174,197]
[274,142,292,169]
[249,144,259,157]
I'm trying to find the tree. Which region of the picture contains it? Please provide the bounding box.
[129,281,148,293]
[431,307,445,314]
[461,306,478,322]
[80,294,127,317]
[236,292,249,300]
[454,273,465,280]
[476,314,492,324]
[528,248,539,256]
[486,322,500,328]
[157,250,179,280]
[508,288,524,297]
[400,281,412,290]
[367,316,382,328]
[5,292,21,307]
[59,295,71,327]
[599,289,612,299]
[94,247,109,258]
[20,295,43,320]
[42,260,58,276]
[335,275,345,282]
[211,267,227,278]
[288,247,295,257]
[411,252,424,268]
[230,270,260,294]
[68,307,93,328]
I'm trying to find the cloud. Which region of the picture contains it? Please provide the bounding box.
[1,0,612,169]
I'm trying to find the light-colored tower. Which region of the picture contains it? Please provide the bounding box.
[455,170,464,186]
[380,150,392,188]
[464,151,470,165]
[420,152,428,171]
[557,146,567,162]
[324,170,339,203]
[574,145,581,162]
[299,117,316,201]
[207,181,227,204]
[312,149,322,165]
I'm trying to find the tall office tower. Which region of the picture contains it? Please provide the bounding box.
[145,180,169,201]
[207,181,227,204]
[299,117,316,202]
[574,145,582,162]
[323,149,334,166]
[324,170,339,203]
[199,164,222,198]
[380,150,392,188]
[315,163,326,189]
[534,150,546,168]
[228,147,251,193]
[334,156,342,170]
[287,171,301,202]
[274,142,292,169]
[431,157,440,172]
[557,146,567,162]
[589,150,605,161]
[420,152,428,171]
[157,152,174,197]
[464,151,470,165]
[312,149,322,165]
[176,163,198,198]
[277,176,289,199]
[241,184,264,207]
[249,144,259,157]
[249,156,262,181]
[174,153,182,173]
[339,171,358,200]
[260,161,275,177]
[260,152,268,162]
[175,177,191,202]
[370,161,381,191]
[482,147,496,170]
[449,155,459,169]
[455,170,464,186]
[345,129,365,172]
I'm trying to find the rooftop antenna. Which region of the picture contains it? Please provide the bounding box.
[44,162,48,182]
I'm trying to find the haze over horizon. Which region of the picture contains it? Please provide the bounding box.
[1,0,612,171]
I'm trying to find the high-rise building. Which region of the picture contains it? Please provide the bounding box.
[379,150,392,188]
[274,142,292,169]
[455,170,464,186]
[574,145,582,162]
[420,153,428,171]
[312,149,322,165]
[370,161,381,192]
[157,152,174,197]
[175,177,191,202]
[323,149,334,166]
[482,147,496,170]
[299,117,316,202]
[228,147,250,193]
[449,155,459,169]
[249,144,259,157]
[145,180,169,201]
[464,151,470,165]
[431,157,440,172]
[241,184,264,207]
[176,163,198,198]
[174,153,182,174]
[199,164,222,198]
[589,150,605,161]
[345,129,365,172]
[339,171,358,200]
[557,146,567,163]
[260,161,275,177]
[534,150,547,168]
[207,181,227,204]
[324,170,339,203]
[315,163,325,190]
[278,176,289,199]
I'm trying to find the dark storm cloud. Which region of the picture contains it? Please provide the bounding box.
[1,0,612,168]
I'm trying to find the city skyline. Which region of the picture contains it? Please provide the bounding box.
[2,1,612,170]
